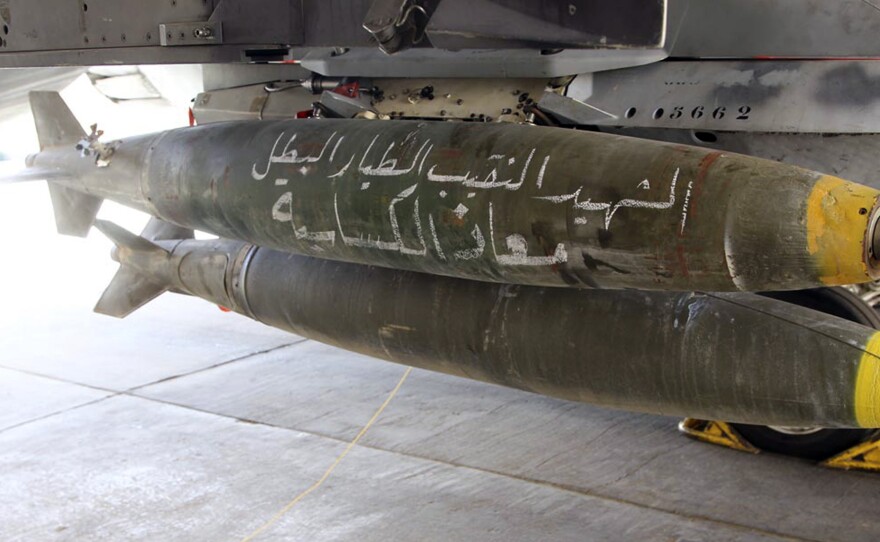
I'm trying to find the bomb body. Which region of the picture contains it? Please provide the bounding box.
[95,220,880,429]
[27,92,880,292]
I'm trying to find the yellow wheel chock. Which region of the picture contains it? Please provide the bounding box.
[678,418,759,454]
[823,436,880,472]
[680,418,880,472]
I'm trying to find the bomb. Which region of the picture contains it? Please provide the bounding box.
[24,91,880,292]
[94,219,880,429]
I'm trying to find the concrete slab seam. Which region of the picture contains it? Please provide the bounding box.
[0,393,121,436]
[123,389,820,542]
[126,339,311,393]
[0,361,828,542]
[239,366,413,542]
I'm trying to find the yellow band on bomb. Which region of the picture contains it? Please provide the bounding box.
[806,175,879,286]
[856,331,880,427]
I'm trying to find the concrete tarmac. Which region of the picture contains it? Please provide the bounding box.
[2,186,880,542]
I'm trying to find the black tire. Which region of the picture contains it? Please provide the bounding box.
[759,287,880,328]
[729,287,878,460]
[730,425,869,461]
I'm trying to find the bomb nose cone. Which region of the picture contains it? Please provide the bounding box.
[856,188,880,282]
[799,175,880,287]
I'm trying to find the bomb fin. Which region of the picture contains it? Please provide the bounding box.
[28,91,102,237]
[92,220,170,318]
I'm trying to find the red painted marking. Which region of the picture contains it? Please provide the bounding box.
[675,245,690,278]
[299,141,329,154]
[670,152,721,280]
[686,151,722,226]
[218,305,232,313]
[332,81,360,98]
[436,147,464,158]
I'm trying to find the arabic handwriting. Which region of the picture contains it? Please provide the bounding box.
[257,129,681,270]
[253,131,339,180]
[536,168,679,230]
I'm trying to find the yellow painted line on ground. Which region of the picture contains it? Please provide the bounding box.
[240,366,413,542]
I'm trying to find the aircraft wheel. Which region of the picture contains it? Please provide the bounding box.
[728,425,869,461]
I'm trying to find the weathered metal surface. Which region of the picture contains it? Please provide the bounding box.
[301,0,667,51]
[0,0,301,53]
[595,128,880,191]
[0,0,212,52]
[0,45,293,68]
[0,0,666,69]
[575,61,880,133]
[200,63,312,92]
[158,21,223,47]
[0,0,300,66]
[537,91,616,125]
[318,90,376,118]
[94,221,232,318]
[192,84,317,124]
[297,47,668,79]
[2,0,880,70]
[26,95,880,291]
[363,0,439,55]
[194,78,554,124]
[667,0,880,58]
[370,78,548,121]
[95,226,880,429]
[29,91,102,237]
[426,0,666,50]
[300,0,393,48]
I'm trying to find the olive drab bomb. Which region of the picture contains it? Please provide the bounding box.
[25,91,880,293]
